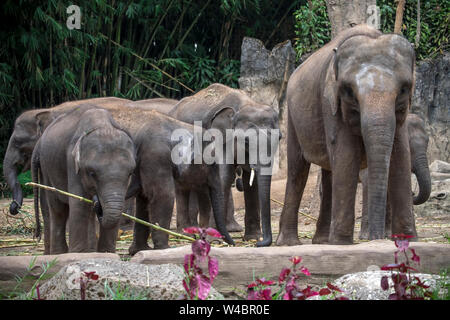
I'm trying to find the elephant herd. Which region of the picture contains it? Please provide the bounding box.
[2,25,431,255]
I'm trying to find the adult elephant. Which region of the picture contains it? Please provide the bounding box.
[32,105,136,253]
[126,110,234,255]
[277,25,417,245]
[359,113,431,239]
[126,98,179,113]
[169,83,280,247]
[3,97,130,216]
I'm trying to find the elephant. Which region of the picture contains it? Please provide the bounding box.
[32,105,136,254]
[126,98,179,113]
[3,97,131,217]
[277,25,417,245]
[359,113,431,239]
[169,83,281,247]
[126,110,234,255]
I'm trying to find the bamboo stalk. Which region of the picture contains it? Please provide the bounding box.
[26,182,196,242]
[270,198,318,221]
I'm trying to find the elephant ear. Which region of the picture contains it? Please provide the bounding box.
[324,53,340,117]
[204,106,235,130]
[35,111,55,135]
[71,134,83,174]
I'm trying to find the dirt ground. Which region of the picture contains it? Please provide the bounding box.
[1,164,449,259]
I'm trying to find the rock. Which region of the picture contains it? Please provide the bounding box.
[411,52,450,163]
[430,160,450,174]
[332,271,445,300]
[37,258,224,300]
[238,37,296,179]
[414,179,450,217]
[130,241,450,295]
[0,252,120,298]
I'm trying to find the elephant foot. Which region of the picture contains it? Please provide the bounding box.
[275,232,302,246]
[243,232,261,241]
[312,233,329,244]
[226,220,243,232]
[153,243,170,250]
[328,234,353,245]
[359,230,369,240]
[128,243,151,256]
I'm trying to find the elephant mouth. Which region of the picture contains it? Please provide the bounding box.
[92,195,103,223]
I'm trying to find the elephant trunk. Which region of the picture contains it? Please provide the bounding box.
[3,143,24,215]
[209,185,235,245]
[256,171,272,247]
[99,192,125,229]
[412,152,431,205]
[362,110,396,240]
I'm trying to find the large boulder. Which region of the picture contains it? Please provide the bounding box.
[411,52,450,163]
[332,271,446,300]
[0,252,120,297]
[36,258,224,300]
[238,37,296,179]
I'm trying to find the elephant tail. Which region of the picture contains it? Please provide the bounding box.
[31,148,41,242]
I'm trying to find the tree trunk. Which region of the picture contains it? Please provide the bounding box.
[325,0,377,38]
[394,0,406,34]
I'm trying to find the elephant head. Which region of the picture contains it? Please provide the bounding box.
[72,110,136,230]
[330,33,415,239]
[171,125,235,245]
[232,104,281,247]
[3,110,55,215]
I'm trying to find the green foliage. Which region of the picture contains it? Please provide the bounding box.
[379,0,449,60]
[293,0,449,61]
[293,0,331,59]
[0,0,300,176]
[18,170,33,198]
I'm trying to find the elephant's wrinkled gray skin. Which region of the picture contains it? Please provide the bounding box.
[126,111,234,255]
[3,97,130,216]
[359,113,430,239]
[278,25,417,246]
[169,83,280,247]
[32,105,136,254]
[126,98,179,113]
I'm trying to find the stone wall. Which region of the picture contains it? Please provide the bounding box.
[238,37,296,179]
[411,52,450,163]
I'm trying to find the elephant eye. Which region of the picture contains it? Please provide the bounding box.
[88,171,96,178]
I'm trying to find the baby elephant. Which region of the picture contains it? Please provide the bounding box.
[127,111,234,255]
[33,105,136,253]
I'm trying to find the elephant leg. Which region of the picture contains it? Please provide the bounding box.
[175,187,191,231]
[225,192,243,232]
[197,190,212,228]
[47,193,69,254]
[312,169,332,244]
[150,192,174,250]
[68,198,95,252]
[388,127,416,239]
[87,214,98,252]
[129,193,151,256]
[329,130,361,245]
[188,191,200,227]
[97,223,120,253]
[359,169,369,240]
[276,118,310,246]
[385,193,392,238]
[242,169,261,241]
[39,190,51,255]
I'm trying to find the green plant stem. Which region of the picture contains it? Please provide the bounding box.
[26,182,195,242]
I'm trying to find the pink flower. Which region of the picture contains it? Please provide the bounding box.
[278,267,291,283]
[205,228,223,238]
[290,256,302,265]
